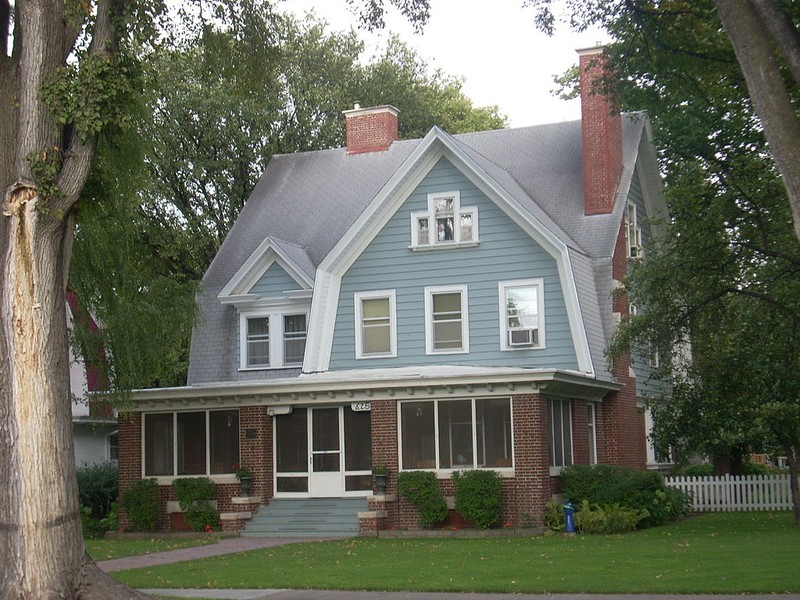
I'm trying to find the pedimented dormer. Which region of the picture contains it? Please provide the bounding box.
[218,236,314,371]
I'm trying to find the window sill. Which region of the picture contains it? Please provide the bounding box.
[238,365,302,372]
[409,241,480,252]
[148,474,239,485]
[398,468,515,478]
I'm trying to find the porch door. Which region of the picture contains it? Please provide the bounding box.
[309,407,344,497]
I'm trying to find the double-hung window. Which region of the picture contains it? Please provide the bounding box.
[144,409,240,478]
[626,201,643,258]
[245,316,270,367]
[411,191,478,249]
[548,398,573,473]
[355,290,397,358]
[241,312,307,369]
[424,285,469,354]
[499,279,544,350]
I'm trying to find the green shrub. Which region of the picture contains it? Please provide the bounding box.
[671,463,713,477]
[542,500,565,532]
[560,464,691,528]
[121,478,160,531]
[76,461,118,519]
[397,471,447,528]
[573,499,648,534]
[452,470,503,529]
[172,477,219,532]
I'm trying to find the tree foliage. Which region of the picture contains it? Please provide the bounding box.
[531,0,800,522]
[70,2,505,391]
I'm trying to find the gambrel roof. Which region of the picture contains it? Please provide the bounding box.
[189,114,665,385]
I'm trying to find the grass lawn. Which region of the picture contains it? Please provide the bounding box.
[110,512,800,594]
[86,536,220,561]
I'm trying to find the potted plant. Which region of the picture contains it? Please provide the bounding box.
[233,463,253,495]
[372,464,390,495]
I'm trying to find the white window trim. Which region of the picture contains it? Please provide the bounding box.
[239,310,308,370]
[141,409,240,482]
[548,398,573,475]
[498,279,545,351]
[354,290,397,359]
[410,190,480,250]
[397,398,515,474]
[626,201,643,259]
[424,285,469,355]
[587,403,598,465]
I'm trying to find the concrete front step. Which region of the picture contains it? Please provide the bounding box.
[241,497,368,538]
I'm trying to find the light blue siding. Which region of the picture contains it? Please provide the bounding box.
[329,157,579,370]
[628,170,669,398]
[248,263,302,297]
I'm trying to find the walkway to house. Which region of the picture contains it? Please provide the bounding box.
[98,538,800,600]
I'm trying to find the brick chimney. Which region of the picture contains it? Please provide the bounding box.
[578,46,622,215]
[342,104,399,155]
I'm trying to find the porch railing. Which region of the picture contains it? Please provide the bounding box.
[664,474,793,511]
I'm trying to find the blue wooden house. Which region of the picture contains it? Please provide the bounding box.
[120,47,668,534]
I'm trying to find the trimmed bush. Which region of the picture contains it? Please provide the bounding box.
[172,477,219,532]
[76,461,118,519]
[397,471,447,528]
[76,461,118,537]
[573,499,648,534]
[121,478,159,531]
[452,470,503,529]
[560,464,691,528]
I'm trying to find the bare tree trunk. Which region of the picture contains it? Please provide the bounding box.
[0,0,155,596]
[714,0,800,242]
[0,186,80,597]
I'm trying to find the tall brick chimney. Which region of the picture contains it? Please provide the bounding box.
[343,104,399,155]
[578,46,622,215]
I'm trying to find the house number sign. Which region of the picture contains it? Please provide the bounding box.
[351,402,371,412]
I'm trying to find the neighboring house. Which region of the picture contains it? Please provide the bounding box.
[67,290,117,466]
[119,47,668,533]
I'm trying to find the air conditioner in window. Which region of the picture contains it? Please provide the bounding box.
[508,328,538,347]
[629,245,641,259]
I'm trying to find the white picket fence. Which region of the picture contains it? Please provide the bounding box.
[664,474,794,512]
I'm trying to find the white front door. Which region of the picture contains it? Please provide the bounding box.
[308,407,344,497]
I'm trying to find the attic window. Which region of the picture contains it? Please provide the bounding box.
[410,191,478,249]
[625,201,643,259]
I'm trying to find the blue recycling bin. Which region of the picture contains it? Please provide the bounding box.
[563,502,575,533]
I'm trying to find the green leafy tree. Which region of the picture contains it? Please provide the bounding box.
[531,0,800,523]
[0,0,439,595]
[70,6,506,391]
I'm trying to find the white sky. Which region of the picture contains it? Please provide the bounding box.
[278,0,609,128]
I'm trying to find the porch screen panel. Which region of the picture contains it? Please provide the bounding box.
[401,402,435,469]
[209,410,239,474]
[144,413,173,476]
[477,398,512,468]
[177,412,206,475]
[276,408,308,493]
[438,400,473,468]
[276,408,308,472]
[344,408,372,491]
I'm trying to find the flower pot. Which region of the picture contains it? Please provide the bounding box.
[374,473,388,494]
[239,476,253,496]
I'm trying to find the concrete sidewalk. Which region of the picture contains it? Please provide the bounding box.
[139,593,800,600]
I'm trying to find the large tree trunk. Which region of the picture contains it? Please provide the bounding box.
[0,0,153,597]
[714,0,800,242]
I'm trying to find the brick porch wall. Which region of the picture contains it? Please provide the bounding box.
[117,406,271,533]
